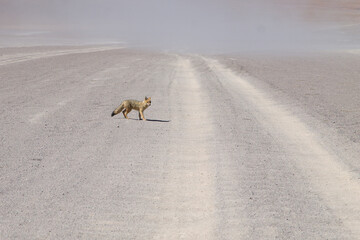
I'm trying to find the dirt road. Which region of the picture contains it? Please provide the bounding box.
[1,46,360,239]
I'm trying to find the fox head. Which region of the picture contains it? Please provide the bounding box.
[144,96,151,106]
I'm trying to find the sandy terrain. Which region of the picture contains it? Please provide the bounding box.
[1,46,360,239]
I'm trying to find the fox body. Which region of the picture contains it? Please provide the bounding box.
[111,96,151,121]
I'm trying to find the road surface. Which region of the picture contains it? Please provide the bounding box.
[1,46,360,239]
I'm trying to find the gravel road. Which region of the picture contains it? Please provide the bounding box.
[1,46,360,239]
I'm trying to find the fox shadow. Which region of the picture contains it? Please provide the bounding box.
[124,118,170,123]
[146,118,171,123]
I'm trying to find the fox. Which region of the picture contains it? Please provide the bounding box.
[111,96,151,121]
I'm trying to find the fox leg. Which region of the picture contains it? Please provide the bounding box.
[138,112,142,120]
[139,110,146,121]
[123,108,131,119]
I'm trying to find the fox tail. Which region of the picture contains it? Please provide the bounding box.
[111,103,124,117]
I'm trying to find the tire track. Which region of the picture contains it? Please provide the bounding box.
[203,57,360,238]
[154,56,217,239]
[0,46,123,66]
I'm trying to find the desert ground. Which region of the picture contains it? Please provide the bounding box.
[1,45,360,239]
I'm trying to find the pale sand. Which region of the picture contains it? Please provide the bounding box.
[0,46,359,239]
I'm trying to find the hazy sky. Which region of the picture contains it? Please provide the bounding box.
[1,0,359,52]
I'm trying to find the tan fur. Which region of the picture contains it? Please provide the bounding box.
[111,96,151,121]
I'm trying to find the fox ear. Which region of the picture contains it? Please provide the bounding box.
[145,96,148,100]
